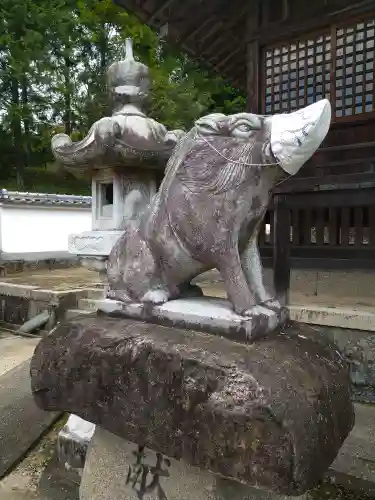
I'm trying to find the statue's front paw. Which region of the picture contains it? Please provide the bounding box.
[233,303,257,317]
[141,289,170,305]
[241,305,268,318]
[236,301,282,317]
[241,308,255,317]
[262,298,282,312]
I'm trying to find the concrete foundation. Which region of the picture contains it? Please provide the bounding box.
[0,283,98,329]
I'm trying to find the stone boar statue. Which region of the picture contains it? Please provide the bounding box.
[107,99,331,316]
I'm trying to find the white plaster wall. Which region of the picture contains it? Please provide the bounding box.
[0,205,91,254]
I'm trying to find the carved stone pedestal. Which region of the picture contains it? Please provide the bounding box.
[31,314,354,497]
[80,427,308,500]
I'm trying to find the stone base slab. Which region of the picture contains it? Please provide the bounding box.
[80,426,308,500]
[97,296,288,341]
[31,314,354,496]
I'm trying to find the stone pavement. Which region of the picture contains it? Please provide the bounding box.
[330,403,375,495]
[1,266,374,308]
[0,330,73,498]
[0,330,39,376]
[0,330,60,479]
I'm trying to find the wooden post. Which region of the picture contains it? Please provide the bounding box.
[246,0,261,113]
[273,194,291,306]
[246,40,260,113]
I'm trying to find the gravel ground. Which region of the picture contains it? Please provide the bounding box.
[0,416,79,500]
[310,482,375,500]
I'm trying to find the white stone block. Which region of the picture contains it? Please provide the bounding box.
[58,415,96,471]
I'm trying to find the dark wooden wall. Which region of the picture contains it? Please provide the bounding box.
[246,0,375,277]
[259,187,375,270]
[254,0,375,45]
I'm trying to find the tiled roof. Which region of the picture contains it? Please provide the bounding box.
[0,189,92,206]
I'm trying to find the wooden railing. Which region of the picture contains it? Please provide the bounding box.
[260,186,375,302]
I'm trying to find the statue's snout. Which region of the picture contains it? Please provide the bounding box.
[270,99,331,175]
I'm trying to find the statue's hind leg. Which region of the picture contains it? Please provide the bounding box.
[216,247,257,316]
[106,224,168,304]
[241,231,282,312]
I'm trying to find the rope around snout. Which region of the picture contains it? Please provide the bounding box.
[196,133,281,167]
[194,133,293,188]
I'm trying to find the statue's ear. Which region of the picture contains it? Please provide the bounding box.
[195,113,227,135]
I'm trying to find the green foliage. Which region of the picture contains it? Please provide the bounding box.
[0,0,246,192]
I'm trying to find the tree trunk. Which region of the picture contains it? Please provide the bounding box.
[21,75,30,172]
[98,27,109,115]
[10,75,24,189]
[63,55,72,135]
[99,28,107,72]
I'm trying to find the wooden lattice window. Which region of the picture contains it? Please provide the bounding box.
[335,19,375,117]
[263,16,375,119]
[264,33,331,114]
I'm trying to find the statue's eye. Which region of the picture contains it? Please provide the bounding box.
[236,123,252,132]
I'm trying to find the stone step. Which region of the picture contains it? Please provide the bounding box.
[83,288,105,300]
[65,309,93,320]
[289,304,375,332]
[77,298,100,311]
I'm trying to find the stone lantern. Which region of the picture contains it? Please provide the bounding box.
[51,38,184,280]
